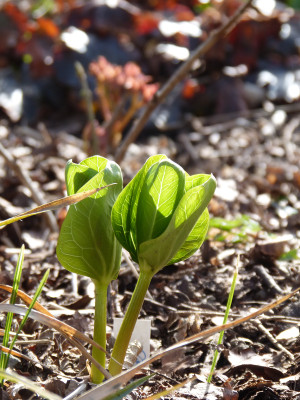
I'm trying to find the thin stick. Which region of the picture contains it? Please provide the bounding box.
[115,0,254,164]
[0,142,58,232]
[252,319,294,361]
[75,62,99,155]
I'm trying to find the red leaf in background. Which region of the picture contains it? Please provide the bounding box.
[65,3,135,35]
[170,4,195,21]
[294,171,300,190]
[20,35,55,78]
[182,79,202,99]
[56,0,76,13]
[133,12,159,35]
[228,16,281,69]
[36,18,60,39]
[218,0,244,17]
[141,0,197,12]
[3,2,28,33]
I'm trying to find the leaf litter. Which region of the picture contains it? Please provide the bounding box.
[0,0,300,399]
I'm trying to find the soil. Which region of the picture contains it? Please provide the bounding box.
[0,1,300,399]
[1,109,300,399]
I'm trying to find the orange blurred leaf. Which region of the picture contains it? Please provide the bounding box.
[37,17,60,38]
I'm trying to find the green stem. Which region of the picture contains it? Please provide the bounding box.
[109,270,153,376]
[91,281,108,383]
[207,260,238,383]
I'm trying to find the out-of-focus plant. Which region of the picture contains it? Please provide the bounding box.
[209,214,261,243]
[109,154,216,375]
[89,56,159,152]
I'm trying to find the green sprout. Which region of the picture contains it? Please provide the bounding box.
[109,154,216,375]
[56,156,122,383]
[55,154,216,381]
[0,153,216,385]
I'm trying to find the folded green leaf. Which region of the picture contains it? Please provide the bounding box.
[57,156,122,283]
[136,159,185,246]
[112,155,216,274]
[169,173,213,264]
[139,175,216,272]
[169,208,209,265]
[112,154,167,262]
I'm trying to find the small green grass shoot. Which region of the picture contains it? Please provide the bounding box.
[210,215,261,243]
[0,245,50,386]
[8,269,50,357]
[0,245,24,385]
[207,256,239,383]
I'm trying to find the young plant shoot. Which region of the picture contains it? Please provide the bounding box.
[56,156,122,383]
[109,154,216,375]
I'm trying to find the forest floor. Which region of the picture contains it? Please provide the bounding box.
[0,1,300,399]
[1,99,300,399]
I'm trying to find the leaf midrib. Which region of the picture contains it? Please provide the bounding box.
[147,165,167,241]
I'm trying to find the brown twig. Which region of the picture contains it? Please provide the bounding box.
[253,265,284,295]
[252,319,294,361]
[115,0,254,164]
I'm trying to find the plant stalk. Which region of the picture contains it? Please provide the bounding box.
[91,281,108,383]
[109,270,153,376]
[75,62,99,156]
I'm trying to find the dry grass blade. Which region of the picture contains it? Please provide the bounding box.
[173,287,300,350]
[0,341,62,372]
[144,378,194,400]
[0,304,111,379]
[67,335,112,380]
[0,285,55,317]
[0,183,116,229]
[0,344,31,360]
[92,374,153,400]
[78,286,300,399]
[0,369,62,400]
[0,344,53,370]
[1,342,77,377]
